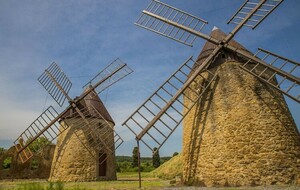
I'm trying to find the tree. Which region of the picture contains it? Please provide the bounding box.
[2,157,12,169]
[172,152,179,157]
[27,137,51,153]
[132,146,139,168]
[152,147,160,168]
[0,147,5,155]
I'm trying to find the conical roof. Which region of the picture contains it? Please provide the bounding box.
[194,28,252,69]
[61,86,114,125]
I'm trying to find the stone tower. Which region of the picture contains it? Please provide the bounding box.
[183,28,300,187]
[49,87,117,182]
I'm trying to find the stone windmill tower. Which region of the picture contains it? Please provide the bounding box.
[123,0,300,187]
[13,59,132,181]
[49,87,117,181]
[182,28,300,186]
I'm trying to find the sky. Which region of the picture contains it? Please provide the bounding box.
[0,0,299,157]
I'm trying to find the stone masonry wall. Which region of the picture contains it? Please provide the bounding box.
[49,119,116,182]
[183,60,300,187]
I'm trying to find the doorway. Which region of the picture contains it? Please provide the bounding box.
[99,153,107,177]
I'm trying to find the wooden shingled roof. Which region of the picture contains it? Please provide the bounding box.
[194,27,252,69]
[60,86,114,125]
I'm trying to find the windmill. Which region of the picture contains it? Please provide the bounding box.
[13,58,133,181]
[123,0,300,187]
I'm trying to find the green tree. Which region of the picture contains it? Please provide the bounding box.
[152,147,160,168]
[172,152,179,157]
[30,159,39,170]
[132,147,139,168]
[2,157,12,169]
[0,147,5,155]
[27,137,51,153]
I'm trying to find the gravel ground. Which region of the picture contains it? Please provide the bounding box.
[154,186,300,190]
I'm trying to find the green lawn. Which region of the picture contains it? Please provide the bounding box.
[0,173,299,190]
[0,172,169,190]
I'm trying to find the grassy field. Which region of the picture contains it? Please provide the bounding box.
[0,173,299,190]
[0,172,169,190]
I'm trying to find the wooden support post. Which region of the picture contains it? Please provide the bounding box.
[137,140,142,188]
[11,152,19,182]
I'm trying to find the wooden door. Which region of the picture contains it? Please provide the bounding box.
[99,153,107,177]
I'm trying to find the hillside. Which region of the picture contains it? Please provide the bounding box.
[150,153,183,180]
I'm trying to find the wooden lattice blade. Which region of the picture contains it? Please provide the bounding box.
[82,58,133,95]
[61,88,123,163]
[14,106,70,163]
[135,0,209,47]
[227,0,283,29]
[38,62,72,107]
[123,55,219,152]
[234,48,300,103]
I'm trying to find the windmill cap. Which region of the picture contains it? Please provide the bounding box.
[194,27,252,69]
[60,87,115,125]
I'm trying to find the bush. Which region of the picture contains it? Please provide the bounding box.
[55,181,64,190]
[30,159,39,170]
[47,182,54,190]
[46,181,64,190]
[28,137,51,153]
[2,157,12,169]
[0,147,5,155]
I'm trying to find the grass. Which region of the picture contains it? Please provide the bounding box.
[0,173,167,190]
[0,173,299,190]
[0,180,167,190]
[150,153,183,180]
[117,172,155,178]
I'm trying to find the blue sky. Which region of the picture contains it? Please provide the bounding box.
[0,0,299,156]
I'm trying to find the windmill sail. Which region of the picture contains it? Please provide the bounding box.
[227,0,283,29]
[238,48,300,103]
[135,0,208,47]
[123,56,217,152]
[82,58,133,94]
[135,0,284,49]
[38,62,72,107]
[14,106,69,163]
[131,0,299,187]
[61,88,123,160]
[14,58,132,164]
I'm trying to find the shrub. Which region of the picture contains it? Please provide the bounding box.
[2,157,12,169]
[172,152,179,157]
[55,181,64,190]
[0,147,5,155]
[47,182,54,190]
[30,159,39,170]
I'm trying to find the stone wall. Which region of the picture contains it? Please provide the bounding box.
[49,119,117,182]
[183,59,300,187]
